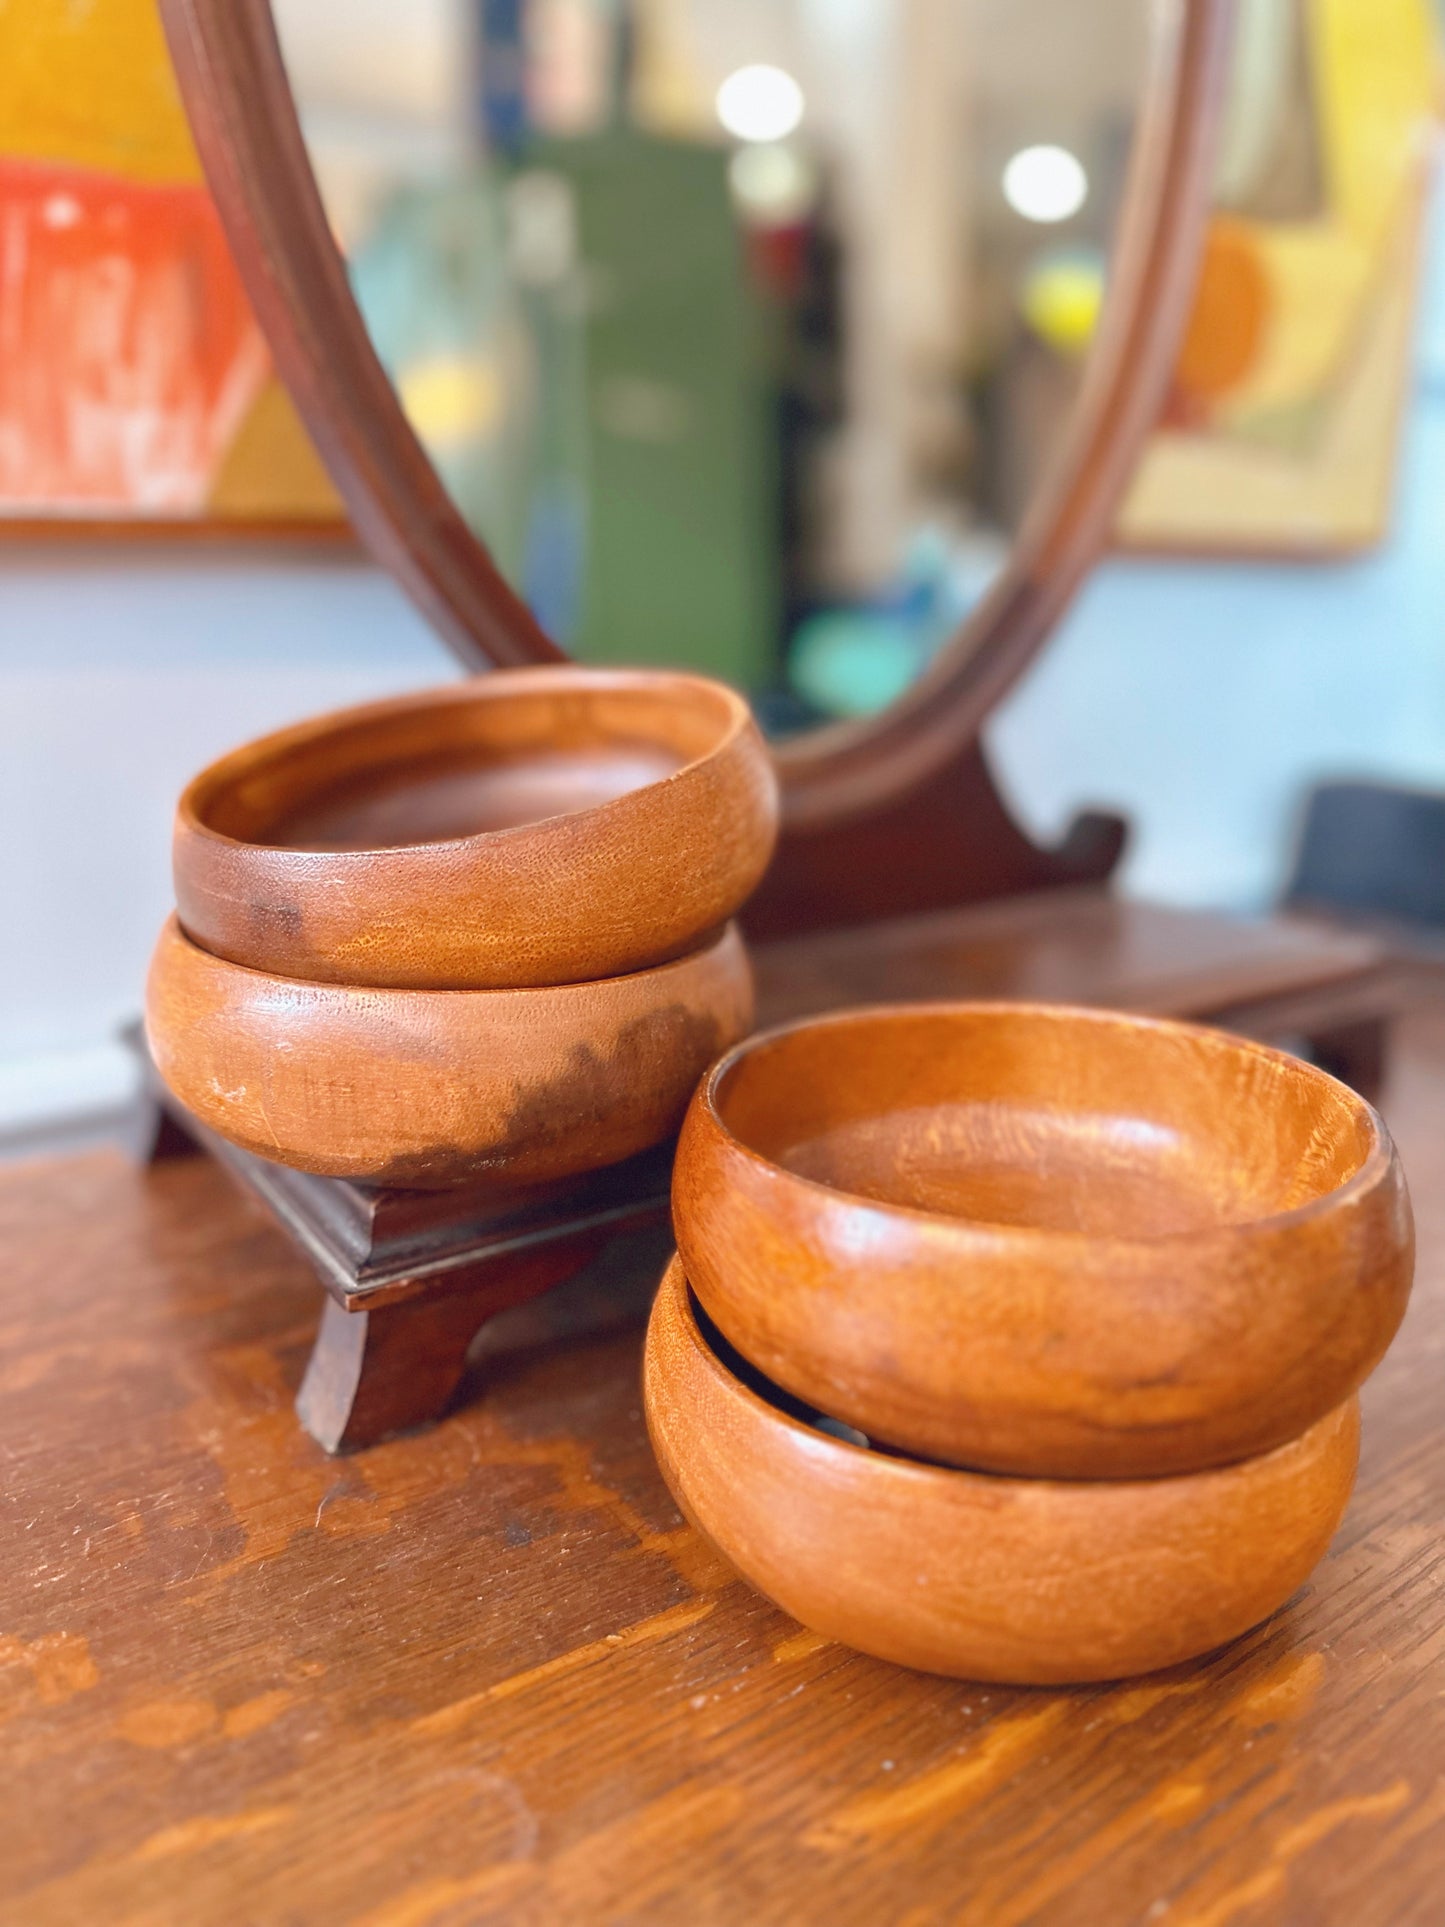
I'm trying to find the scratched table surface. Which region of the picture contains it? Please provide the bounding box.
[3,1018,1444,1926]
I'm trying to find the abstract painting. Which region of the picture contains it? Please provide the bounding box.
[1117,0,1436,556]
[0,0,344,529]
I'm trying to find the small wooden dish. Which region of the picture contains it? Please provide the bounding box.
[173,666,778,989]
[645,1257,1359,1683]
[145,916,754,1188]
[674,1003,1411,1478]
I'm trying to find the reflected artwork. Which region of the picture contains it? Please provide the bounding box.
[0,0,343,529]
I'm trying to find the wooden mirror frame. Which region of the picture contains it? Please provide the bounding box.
[159,0,1233,936]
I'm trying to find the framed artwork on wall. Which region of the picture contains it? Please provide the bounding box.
[1117,0,1437,557]
[0,0,346,535]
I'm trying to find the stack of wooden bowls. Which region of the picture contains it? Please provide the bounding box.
[647,1003,1414,1683]
[146,666,777,1190]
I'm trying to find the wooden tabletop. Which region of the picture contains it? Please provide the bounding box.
[751,888,1394,1029]
[5,1014,1444,1925]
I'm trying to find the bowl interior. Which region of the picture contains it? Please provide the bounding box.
[713,1007,1376,1238]
[194,678,735,852]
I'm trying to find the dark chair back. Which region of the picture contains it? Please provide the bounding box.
[1285,781,1445,931]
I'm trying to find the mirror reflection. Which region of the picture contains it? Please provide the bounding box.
[272,0,1150,731]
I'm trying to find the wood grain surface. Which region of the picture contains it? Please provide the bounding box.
[645,1258,1361,1682]
[3,1010,1444,1924]
[673,1003,1412,1477]
[173,667,778,991]
[145,915,754,1188]
[750,889,1392,1029]
[751,887,1407,1100]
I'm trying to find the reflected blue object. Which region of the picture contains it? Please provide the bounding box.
[476,0,527,155]
[523,483,587,645]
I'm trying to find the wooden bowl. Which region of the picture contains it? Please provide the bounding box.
[674,1002,1411,1478]
[173,666,778,990]
[145,916,754,1189]
[645,1256,1359,1683]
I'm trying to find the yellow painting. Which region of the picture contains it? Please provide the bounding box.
[1118,0,1437,555]
[0,0,344,528]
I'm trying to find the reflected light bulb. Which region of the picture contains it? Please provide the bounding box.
[1002,145,1088,223]
[728,142,816,224]
[716,64,805,144]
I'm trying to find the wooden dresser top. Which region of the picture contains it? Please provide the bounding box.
[3,1012,1443,1926]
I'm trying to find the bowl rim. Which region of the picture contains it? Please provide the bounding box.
[155,909,746,1004]
[178,664,759,861]
[661,1257,1353,1501]
[691,999,1396,1252]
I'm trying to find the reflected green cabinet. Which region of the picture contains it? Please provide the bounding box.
[536,129,779,689]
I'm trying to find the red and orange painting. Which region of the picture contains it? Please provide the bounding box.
[0,0,343,528]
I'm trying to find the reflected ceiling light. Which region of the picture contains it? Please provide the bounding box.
[716,64,805,144]
[1002,144,1088,223]
[728,142,816,224]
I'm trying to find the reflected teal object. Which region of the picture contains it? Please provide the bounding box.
[789,528,1005,719]
[790,612,926,718]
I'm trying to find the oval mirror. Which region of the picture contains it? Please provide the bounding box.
[161,0,1228,884]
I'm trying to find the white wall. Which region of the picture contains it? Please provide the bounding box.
[0,550,453,1137]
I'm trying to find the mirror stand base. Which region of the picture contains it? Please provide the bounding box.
[746,742,1128,940]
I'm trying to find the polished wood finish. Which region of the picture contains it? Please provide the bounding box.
[158,0,1231,926]
[751,886,1408,1097]
[742,742,1128,938]
[646,1258,1359,1683]
[145,915,754,1187]
[158,0,560,673]
[145,889,1407,1452]
[5,1003,1445,1919]
[674,1004,1413,1478]
[136,1054,674,1451]
[294,1238,608,1454]
[175,666,778,990]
